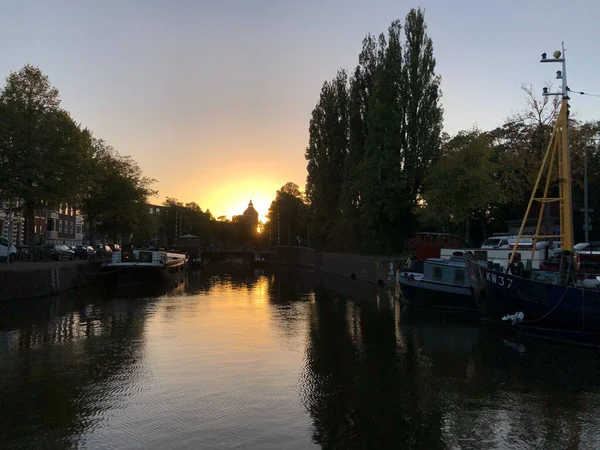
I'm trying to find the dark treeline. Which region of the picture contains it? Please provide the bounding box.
[302,8,600,254]
[158,198,260,248]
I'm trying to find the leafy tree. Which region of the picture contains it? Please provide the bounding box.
[305,71,349,248]
[402,8,443,205]
[305,9,442,254]
[266,182,308,247]
[95,153,156,243]
[421,130,501,242]
[80,139,156,244]
[356,20,405,253]
[0,65,91,245]
[336,34,383,250]
[491,85,559,210]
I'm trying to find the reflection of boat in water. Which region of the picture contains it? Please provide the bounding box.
[398,305,480,355]
[101,246,189,287]
[105,277,189,299]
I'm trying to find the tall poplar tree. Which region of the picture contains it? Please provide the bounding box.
[357,20,406,252]
[305,70,349,248]
[337,34,382,249]
[402,8,443,206]
[305,8,443,253]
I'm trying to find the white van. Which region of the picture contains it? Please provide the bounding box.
[481,235,534,249]
[481,235,560,255]
[0,236,17,262]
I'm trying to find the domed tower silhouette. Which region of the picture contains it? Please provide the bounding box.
[243,200,259,234]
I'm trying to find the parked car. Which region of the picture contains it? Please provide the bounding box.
[0,236,18,262]
[74,245,97,259]
[95,244,113,258]
[40,244,75,261]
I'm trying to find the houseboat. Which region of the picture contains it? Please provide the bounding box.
[101,246,189,286]
[397,255,476,311]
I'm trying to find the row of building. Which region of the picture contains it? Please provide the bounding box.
[1,199,259,249]
[0,200,85,247]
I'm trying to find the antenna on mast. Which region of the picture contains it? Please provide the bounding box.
[510,43,574,267]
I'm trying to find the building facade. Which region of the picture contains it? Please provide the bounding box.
[0,197,84,247]
[0,199,25,246]
[148,203,165,247]
[39,203,84,246]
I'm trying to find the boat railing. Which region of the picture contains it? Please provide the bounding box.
[440,247,549,269]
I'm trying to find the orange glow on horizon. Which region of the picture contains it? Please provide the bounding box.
[191,178,282,222]
[153,177,306,223]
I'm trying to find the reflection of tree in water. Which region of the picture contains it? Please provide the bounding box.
[265,268,317,348]
[300,287,446,449]
[267,267,317,304]
[0,291,152,448]
[300,284,600,448]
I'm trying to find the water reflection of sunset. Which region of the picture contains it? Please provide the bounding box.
[145,275,306,363]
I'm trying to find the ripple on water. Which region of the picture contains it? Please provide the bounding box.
[4,272,600,449]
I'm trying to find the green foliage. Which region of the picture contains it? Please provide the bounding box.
[0,64,158,246]
[265,182,309,246]
[82,141,157,243]
[403,9,443,202]
[0,65,92,245]
[304,71,348,247]
[421,130,501,236]
[304,8,443,253]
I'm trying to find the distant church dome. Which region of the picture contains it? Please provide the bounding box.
[243,200,259,227]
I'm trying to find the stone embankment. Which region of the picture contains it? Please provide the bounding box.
[0,259,103,300]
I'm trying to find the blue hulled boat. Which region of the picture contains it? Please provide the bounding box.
[465,257,600,346]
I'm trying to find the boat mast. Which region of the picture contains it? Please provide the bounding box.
[510,44,574,264]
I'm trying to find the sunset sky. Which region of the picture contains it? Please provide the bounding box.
[1,0,599,221]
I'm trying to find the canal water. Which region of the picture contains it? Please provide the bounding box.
[1,268,600,449]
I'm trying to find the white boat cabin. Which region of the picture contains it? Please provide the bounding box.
[421,257,470,288]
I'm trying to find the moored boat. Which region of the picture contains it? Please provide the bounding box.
[101,246,189,286]
[397,256,476,311]
[463,45,600,347]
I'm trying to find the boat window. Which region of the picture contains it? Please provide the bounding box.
[433,266,442,280]
[454,269,465,284]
